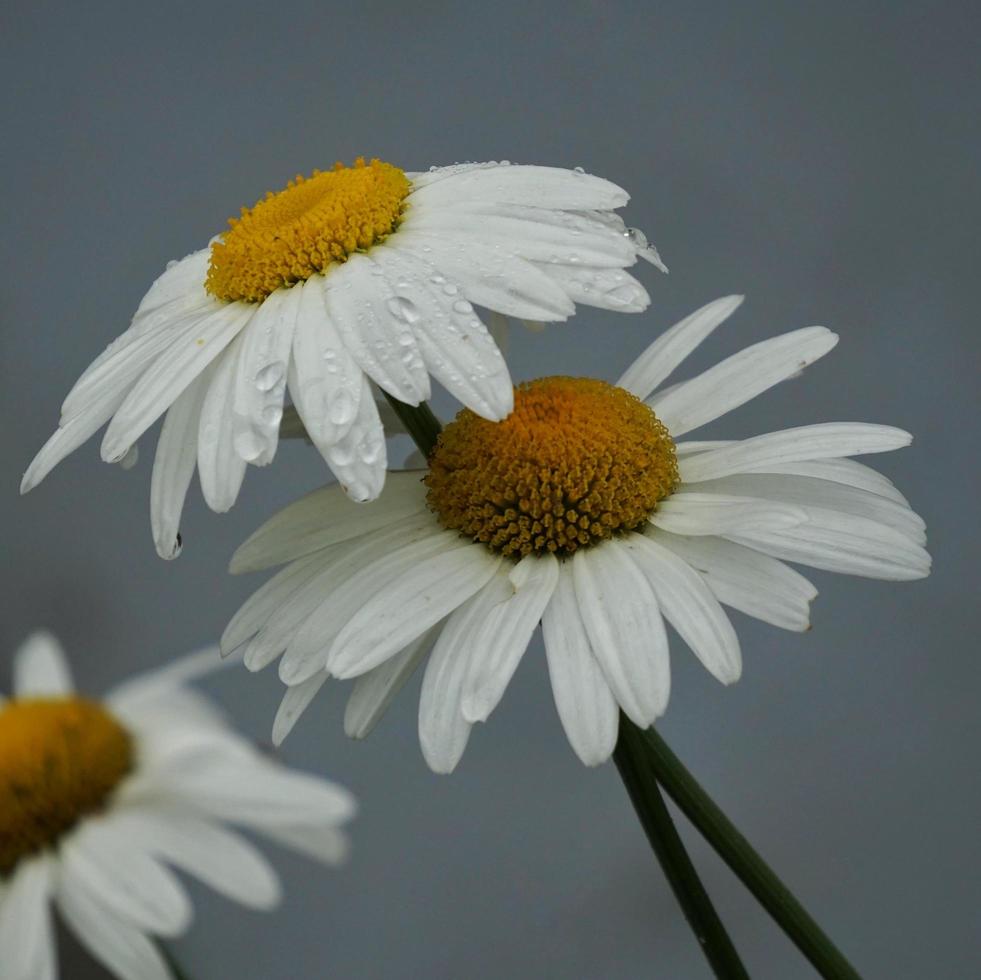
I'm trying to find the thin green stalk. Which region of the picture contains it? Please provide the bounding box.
[615,716,750,979]
[636,724,862,980]
[380,391,443,457]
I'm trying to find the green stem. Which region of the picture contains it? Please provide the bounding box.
[636,724,862,980]
[380,391,443,457]
[615,715,750,979]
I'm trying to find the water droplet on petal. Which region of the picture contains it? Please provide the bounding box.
[255,361,286,392]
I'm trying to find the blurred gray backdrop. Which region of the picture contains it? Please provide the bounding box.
[3,1,978,977]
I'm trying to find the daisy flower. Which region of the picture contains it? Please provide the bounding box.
[222,296,930,772]
[0,631,356,980]
[21,159,663,559]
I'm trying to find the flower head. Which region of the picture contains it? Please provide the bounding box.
[22,160,662,559]
[224,296,930,772]
[0,632,355,980]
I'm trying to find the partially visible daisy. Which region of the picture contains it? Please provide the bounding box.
[223,296,930,773]
[22,159,663,559]
[0,631,355,980]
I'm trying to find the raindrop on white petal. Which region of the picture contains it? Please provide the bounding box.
[328,390,357,426]
[234,429,265,462]
[255,361,286,392]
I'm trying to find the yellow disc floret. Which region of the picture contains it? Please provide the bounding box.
[426,377,679,558]
[0,698,133,874]
[207,157,411,303]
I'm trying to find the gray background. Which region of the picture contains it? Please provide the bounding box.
[2,1,978,977]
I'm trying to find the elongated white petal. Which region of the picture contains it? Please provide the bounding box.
[370,244,513,420]
[281,523,455,685]
[62,819,192,936]
[231,286,299,465]
[107,807,281,910]
[536,263,649,312]
[101,303,253,462]
[650,493,808,536]
[680,423,912,484]
[56,870,172,980]
[620,535,741,684]
[287,278,363,448]
[317,374,388,501]
[572,542,670,727]
[688,473,925,543]
[729,510,931,581]
[0,857,54,980]
[344,626,439,739]
[132,250,210,319]
[150,366,209,559]
[272,672,329,746]
[258,824,350,865]
[390,231,575,321]
[418,593,499,773]
[328,543,503,680]
[407,164,629,211]
[542,564,619,765]
[322,255,430,404]
[230,469,427,573]
[196,336,247,512]
[650,327,839,436]
[13,631,73,696]
[617,295,745,399]
[652,530,817,631]
[461,553,560,723]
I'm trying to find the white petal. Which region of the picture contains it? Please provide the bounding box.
[652,530,817,632]
[616,295,745,399]
[230,286,299,465]
[258,824,350,865]
[572,542,670,727]
[755,457,912,506]
[196,337,247,512]
[101,302,253,462]
[461,553,560,723]
[650,493,808,535]
[327,543,503,680]
[370,244,513,420]
[418,592,503,773]
[679,423,913,484]
[729,510,931,581]
[344,626,439,739]
[230,469,427,573]
[408,164,629,210]
[535,263,650,312]
[649,327,839,436]
[221,552,327,656]
[402,206,636,267]
[287,278,363,448]
[107,806,281,910]
[13,631,73,696]
[687,473,925,543]
[619,534,741,684]
[55,870,172,980]
[150,366,209,559]
[158,760,356,828]
[390,231,575,320]
[61,819,192,936]
[0,856,55,980]
[542,564,619,766]
[272,672,329,746]
[106,645,228,708]
[132,250,210,319]
[279,521,453,684]
[321,255,430,404]
[317,373,388,501]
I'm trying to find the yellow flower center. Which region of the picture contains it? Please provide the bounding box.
[206,157,411,303]
[0,698,133,874]
[426,377,679,558]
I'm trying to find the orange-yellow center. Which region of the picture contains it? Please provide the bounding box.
[425,377,679,558]
[0,698,133,874]
[206,157,411,303]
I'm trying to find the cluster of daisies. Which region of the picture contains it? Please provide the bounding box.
[11,158,928,978]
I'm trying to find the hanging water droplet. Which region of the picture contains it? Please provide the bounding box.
[118,444,140,470]
[234,429,265,462]
[255,362,286,392]
[452,299,473,314]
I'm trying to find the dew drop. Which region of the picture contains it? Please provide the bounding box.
[255,361,286,392]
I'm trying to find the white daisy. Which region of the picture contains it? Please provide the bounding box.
[21,159,663,559]
[222,296,930,773]
[0,631,356,980]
